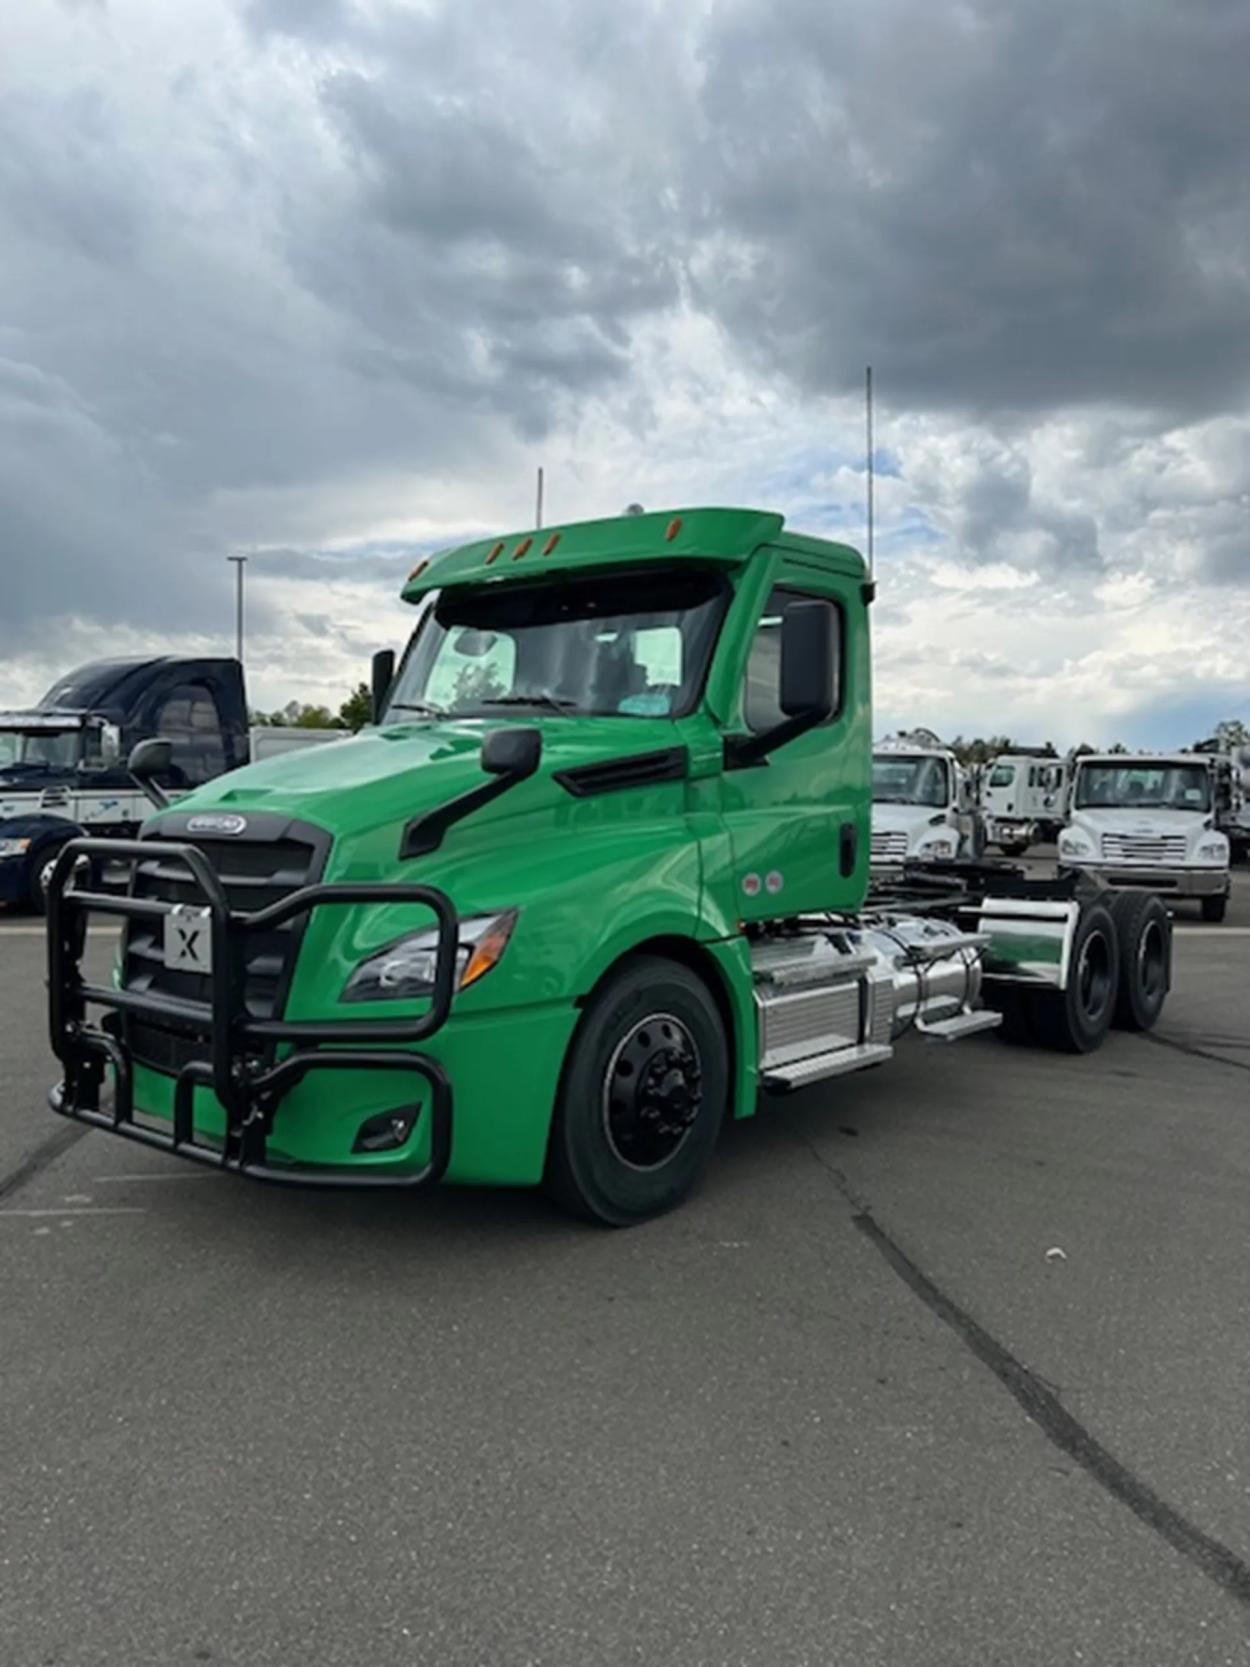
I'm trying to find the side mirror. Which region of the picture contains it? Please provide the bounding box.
[481,727,542,778]
[780,599,836,720]
[371,650,396,726]
[128,738,173,811]
[728,600,836,770]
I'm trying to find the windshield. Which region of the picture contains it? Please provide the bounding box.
[873,754,951,807]
[988,763,1015,787]
[1074,763,1211,812]
[0,728,85,771]
[387,567,729,721]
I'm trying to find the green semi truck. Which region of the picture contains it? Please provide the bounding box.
[47,508,1171,1224]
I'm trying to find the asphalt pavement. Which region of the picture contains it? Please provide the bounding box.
[1,864,1249,1666]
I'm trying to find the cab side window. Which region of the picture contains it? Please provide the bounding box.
[154,683,227,786]
[743,588,843,734]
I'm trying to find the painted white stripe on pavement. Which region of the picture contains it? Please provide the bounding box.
[92,1172,216,1184]
[0,1207,146,1219]
[1174,927,1250,937]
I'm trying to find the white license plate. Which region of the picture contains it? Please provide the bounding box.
[163,906,214,973]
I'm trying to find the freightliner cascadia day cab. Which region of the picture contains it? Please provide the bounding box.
[0,658,344,913]
[47,509,1175,1225]
[870,730,984,875]
[1058,752,1232,923]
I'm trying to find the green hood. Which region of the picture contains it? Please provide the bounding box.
[177,716,687,846]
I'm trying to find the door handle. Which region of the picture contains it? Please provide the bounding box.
[839,821,858,877]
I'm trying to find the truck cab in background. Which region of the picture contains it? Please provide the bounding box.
[871,730,984,874]
[982,750,1068,855]
[1191,738,1250,865]
[1058,752,1231,922]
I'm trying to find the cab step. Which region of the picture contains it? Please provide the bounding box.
[914,1009,1003,1042]
[763,1042,894,1093]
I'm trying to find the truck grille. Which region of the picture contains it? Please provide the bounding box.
[871,830,908,864]
[122,831,326,1074]
[1100,833,1188,865]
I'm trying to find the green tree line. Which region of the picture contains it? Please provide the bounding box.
[250,683,372,733]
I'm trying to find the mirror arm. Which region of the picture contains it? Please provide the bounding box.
[724,707,830,771]
[399,747,541,860]
[132,771,170,812]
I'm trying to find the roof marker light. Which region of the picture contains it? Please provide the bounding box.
[407,559,428,582]
[512,537,533,560]
[542,533,560,555]
[665,516,683,542]
[485,541,506,565]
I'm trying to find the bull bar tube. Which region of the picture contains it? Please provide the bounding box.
[45,836,456,1189]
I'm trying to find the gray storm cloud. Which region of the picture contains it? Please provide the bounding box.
[1,0,1247,657]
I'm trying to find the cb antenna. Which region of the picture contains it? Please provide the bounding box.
[865,364,875,583]
[535,465,545,529]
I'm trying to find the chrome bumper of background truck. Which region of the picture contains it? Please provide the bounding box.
[1064,864,1228,899]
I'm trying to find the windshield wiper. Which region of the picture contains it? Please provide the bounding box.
[478,694,577,714]
[387,700,447,718]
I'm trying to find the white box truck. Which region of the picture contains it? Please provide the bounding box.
[1058,752,1231,922]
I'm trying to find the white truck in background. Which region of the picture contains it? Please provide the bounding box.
[1192,738,1250,864]
[981,750,1068,855]
[871,730,985,875]
[1058,752,1231,922]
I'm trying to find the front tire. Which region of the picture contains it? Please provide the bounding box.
[545,955,728,1227]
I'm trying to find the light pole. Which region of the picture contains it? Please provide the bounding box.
[226,554,247,666]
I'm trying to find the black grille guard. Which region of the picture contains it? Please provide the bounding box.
[45,836,455,1189]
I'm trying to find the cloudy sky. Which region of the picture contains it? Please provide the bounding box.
[2,0,1247,745]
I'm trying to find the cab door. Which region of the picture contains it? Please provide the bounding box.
[718,557,870,921]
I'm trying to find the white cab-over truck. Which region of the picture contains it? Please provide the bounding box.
[982,751,1068,855]
[1058,753,1231,922]
[871,731,984,876]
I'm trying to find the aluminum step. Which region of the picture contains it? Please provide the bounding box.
[914,1008,1003,1042]
[763,1042,893,1092]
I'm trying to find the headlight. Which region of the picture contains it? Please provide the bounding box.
[0,837,32,860]
[1196,839,1228,863]
[342,909,518,1003]
[921,839,955,859]
[1059,834,1093,857]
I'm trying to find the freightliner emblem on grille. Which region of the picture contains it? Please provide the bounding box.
[186,813,248,835]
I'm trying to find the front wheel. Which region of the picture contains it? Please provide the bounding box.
[1200,894,1228,924]
[545,955,728,1227]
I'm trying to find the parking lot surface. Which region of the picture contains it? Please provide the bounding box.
[2,867,1249,1666]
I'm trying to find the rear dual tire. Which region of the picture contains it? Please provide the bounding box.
[995,894,1170,1051]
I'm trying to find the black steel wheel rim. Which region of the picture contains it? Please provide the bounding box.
[1138,920,1166,1001]
[602,1012,703,1172]
[1077,929,1113,1022]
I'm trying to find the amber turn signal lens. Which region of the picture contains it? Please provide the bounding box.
[459,909,520,989]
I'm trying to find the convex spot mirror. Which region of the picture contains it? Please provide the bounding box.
[481,727,542,778]
[128,737,173,780]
